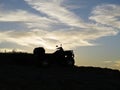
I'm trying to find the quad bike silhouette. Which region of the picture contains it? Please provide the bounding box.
[33,46,75,67]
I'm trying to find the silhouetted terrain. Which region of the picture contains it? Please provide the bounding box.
[0,53,120,90]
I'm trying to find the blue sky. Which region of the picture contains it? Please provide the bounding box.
[0,0,120,69]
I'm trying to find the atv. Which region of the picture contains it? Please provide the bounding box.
[33,46,75,67]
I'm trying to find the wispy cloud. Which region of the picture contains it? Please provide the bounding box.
[0,9,55,23]
[103,60,120,69]
[114,61,120,68]
[24,0,87,28]
[0,30,93,50]
[0,0,120,50]
[89,4,120,29]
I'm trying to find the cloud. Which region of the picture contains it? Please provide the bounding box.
[0,30,93,50]
[114,61,120,68]
[24,0,87,28]
[0,8,57,30]
[0,25,117,50]
[0,9,54,23]
[0,1,120,50]
[104,61,113,63]
[0,48,24,53]
[103,60,120,69]
[89,4,120,29]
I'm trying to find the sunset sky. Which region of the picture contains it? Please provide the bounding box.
[0,0,120,69]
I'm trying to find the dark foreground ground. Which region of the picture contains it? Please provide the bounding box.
[0,64,120,90]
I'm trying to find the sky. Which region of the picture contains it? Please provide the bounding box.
[0,0,120,69]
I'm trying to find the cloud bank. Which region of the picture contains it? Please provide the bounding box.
[0,0,120,50]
